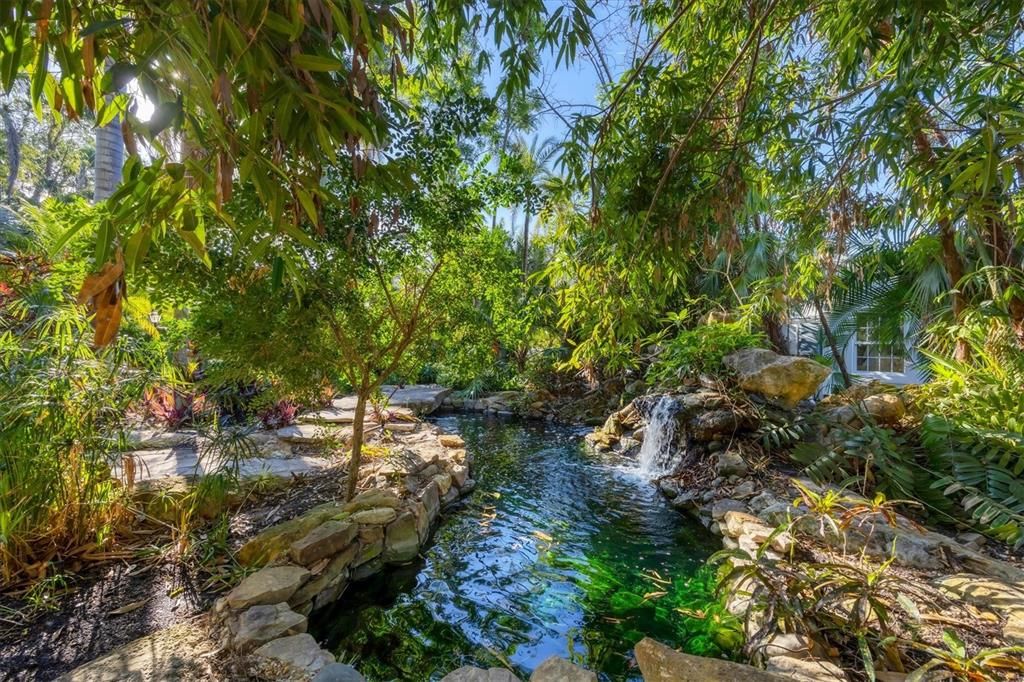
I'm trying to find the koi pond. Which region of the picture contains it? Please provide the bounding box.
[310,413,731,680]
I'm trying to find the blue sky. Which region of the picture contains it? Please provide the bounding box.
[480,2,642,235]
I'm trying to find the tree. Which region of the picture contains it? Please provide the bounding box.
[0,1,594,275]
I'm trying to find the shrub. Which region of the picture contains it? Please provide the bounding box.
[646,322,766,385]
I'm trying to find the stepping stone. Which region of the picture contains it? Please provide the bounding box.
[276,423,352,444]
[226,565,310,609]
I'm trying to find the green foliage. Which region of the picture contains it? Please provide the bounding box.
[0,1,594,277]
[646,322,765,385]
[0,245,167,584]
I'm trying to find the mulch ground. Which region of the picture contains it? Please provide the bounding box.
[0,462,352,682]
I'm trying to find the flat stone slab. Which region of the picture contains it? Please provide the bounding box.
[123,429,194,450]
[234,603,307,651]
[122,447,333,482]
[56,622,216,681]
[226,565,310,609]
[276,423,353,444]
[298,406,415,424]
[330,385,452,415]
[635,637,788,681]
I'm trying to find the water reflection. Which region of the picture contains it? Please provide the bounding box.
[312,414,723,681]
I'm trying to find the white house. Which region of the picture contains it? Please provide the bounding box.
[784,315,928,393]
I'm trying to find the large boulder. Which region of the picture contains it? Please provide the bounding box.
[634,638,787,681]
[723,349,829,407]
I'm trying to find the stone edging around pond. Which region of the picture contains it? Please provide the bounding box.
[209,427,474,679]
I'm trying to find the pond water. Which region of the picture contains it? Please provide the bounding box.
[310,414,727,681]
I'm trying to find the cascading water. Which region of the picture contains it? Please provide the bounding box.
[636,395,683,477]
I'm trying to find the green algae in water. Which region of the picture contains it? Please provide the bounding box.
[311,415,739,681]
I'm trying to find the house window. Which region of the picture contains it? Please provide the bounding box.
[855,319,905,373]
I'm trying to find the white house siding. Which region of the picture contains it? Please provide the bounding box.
[783,315,927,391]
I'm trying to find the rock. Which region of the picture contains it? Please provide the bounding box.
[290,544,358,606]
[765,656,846,681]
[690,409,750,441]
[226,566,310,609]
[313,663,367,682]
[722,511,793,553]
[529,656,596,681]
[441,486,460,505]
[421,480,441,524]
[757,632,824,660]
[433,472,453,495]
[253,633,334,677]
[723,348,830,407]
[383,512,419,564]
[956,532,986,550]
[634,637,787,681]
[715,451,748,477]
[124,429,193,450]
[748,490,781,516]
[711,499,747,521]
[440,667,521,682]
[233,603,307,651]
[439,434,465,448]
[460,478,476,494]
[354,525,384,566]
[450,464,469,488]
[601,412,624,437]
[632,426,645,442]
[350,556,384,581]
[289,521,358,566]
[344,489,402,513]
[55,622,214,682]
[935,574,1024,643]
[276,423,351,444]
[349,507,398,525]
[860,393,905,425]
[237,503,347,566]
[658,479,680,499]
[733,480,757,499]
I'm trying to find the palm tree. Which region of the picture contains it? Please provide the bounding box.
[93,113,123,201]
[514,134,558,281]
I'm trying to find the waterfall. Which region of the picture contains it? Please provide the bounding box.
[636,395,682,477]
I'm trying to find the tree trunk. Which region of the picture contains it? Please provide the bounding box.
[913,128,969,361]
[94,109,124,201]
[345,388,368,501]
[1,105,20,200]
[30,123,59,204]
[816,298,852,389]
[522,210,530,283]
